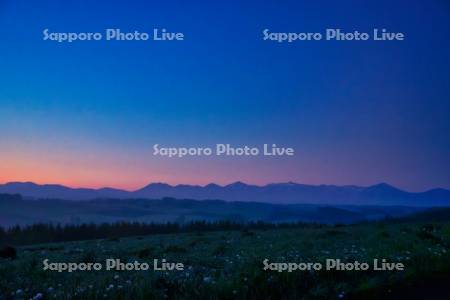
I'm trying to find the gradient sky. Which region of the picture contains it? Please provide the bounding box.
[0,0,449,191]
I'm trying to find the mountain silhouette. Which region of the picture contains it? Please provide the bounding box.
[0,181,449,206]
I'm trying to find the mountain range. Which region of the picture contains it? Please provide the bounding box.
[1,181,450,206]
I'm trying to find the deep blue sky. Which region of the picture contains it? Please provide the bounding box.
[0,0,449,191]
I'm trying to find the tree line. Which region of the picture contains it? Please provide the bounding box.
[0,220,325,246]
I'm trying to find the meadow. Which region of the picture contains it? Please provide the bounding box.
[1,218,450,299]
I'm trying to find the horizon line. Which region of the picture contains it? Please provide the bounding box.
[0,180,448,194]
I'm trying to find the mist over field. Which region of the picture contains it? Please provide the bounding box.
[0,193,425,227]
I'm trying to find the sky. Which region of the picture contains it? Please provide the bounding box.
[0,0,449,191]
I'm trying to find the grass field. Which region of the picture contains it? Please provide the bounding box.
[1,220,450,299]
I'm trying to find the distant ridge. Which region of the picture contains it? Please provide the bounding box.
[0,181,450,206]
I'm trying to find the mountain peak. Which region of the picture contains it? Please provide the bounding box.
[369,182,399,190]
[205,183,222,188]
[143,182,172,188]
[363,183,406,197]
[226,181,250,188]
[6,181,38,186]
